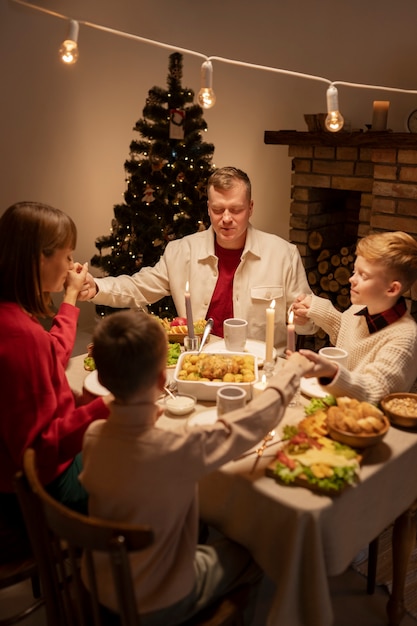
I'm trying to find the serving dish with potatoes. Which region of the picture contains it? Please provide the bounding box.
[174,351,258,401]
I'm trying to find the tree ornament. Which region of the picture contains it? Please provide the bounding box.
[169,108,185,140]
[142,184,156,203]
[150,152,168,171]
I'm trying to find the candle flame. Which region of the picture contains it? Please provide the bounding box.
[288,310,294,324]
[185,281,189,292]
[261,374,267,384]
[270,299,276,310]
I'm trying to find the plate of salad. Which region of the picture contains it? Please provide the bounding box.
[166,343,181,368]
[84,341,182,371]
[266,424,361,495]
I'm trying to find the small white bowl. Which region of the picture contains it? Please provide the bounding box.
[164,394,196,416]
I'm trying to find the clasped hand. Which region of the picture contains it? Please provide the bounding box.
[291,293,312,326]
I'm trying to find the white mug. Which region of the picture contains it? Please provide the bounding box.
[217,386,247,417]
[223,318,248,352]
[318,346,348,367]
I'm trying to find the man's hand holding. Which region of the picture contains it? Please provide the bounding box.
[64,262,89,306]
[77,272,98,301]
[291,293,312,326]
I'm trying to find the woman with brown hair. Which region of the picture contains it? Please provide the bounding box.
[0,201,110,560]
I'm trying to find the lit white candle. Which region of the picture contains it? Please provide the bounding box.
[253,373,268,398]
[265,299,276,363]
[287,309,296,352]
[184,281,195,338]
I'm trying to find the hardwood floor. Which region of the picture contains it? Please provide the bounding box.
[1,567,416,625]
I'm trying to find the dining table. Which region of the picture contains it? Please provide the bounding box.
[66,349,417,626]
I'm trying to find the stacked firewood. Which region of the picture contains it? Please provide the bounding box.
[302,231,355,351]
[307,231,355,312]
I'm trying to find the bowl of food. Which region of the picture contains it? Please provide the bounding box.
[164,393,196,416]
[326,397,390,448]
[174,351,258,401]
[156,316,209,345]
[380,393,417,428]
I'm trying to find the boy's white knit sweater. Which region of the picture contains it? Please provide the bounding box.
[308,295,417,403]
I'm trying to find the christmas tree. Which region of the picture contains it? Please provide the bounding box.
[91,52,215,317]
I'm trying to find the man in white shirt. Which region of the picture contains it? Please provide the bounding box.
[79,166,315,354]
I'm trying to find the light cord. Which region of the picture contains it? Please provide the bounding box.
[11,0,417,97]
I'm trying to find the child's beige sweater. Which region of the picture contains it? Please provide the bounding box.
[308,295,417,403]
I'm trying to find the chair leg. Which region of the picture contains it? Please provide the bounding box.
[367,537,379,594]
[31,571,41,598]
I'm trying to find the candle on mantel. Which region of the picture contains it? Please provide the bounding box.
[265,299,276,363]
[287,309,296,352]
[253,373,268,398]
[372,101,390,131]
[184,281,195,338]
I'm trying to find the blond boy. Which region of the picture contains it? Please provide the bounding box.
[293,231,417,403]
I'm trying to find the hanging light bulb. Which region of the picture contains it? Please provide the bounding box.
[197,60,216,109]
[59,19,79,65]
[325,84,344,132]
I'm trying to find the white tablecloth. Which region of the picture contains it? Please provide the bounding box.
[67,354,417,626]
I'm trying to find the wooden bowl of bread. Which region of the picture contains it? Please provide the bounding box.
[326,397,390,448]
[380,393,417,428]
[155,316,208,346]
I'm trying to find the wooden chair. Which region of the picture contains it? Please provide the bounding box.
[0,556,44,626]
[0,497,44,626]
[15,448,249,626]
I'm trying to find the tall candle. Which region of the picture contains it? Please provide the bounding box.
[184,281,195,338]
[372,101,390,131]
[265,299,276,363]
[287,310,296,352]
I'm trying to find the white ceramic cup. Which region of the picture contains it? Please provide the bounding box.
[318,346,348,367]
[223,318,248,352]
[217,386,247,417]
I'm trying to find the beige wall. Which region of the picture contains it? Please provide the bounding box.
[2,0,417,328]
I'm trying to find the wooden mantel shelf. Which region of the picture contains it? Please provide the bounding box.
[264,130,417,149]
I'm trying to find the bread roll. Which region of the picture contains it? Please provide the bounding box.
[326,397,388,436]
[360,402,383,419]
[357,418,375,433]
[343,415,362,433]
[366,416,385,432]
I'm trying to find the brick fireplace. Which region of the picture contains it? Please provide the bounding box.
[264,130,417,343]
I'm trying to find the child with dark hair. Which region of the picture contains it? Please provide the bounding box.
[80,309,313,625]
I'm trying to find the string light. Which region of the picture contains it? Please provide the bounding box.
[11,0,417,132]
[59,19,79,65]
[198,61,216,109]
[325,84,344,132]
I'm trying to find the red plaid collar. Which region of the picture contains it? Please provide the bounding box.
[354,296,407,334]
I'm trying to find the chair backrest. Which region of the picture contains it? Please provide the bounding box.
[14,448,154,626]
